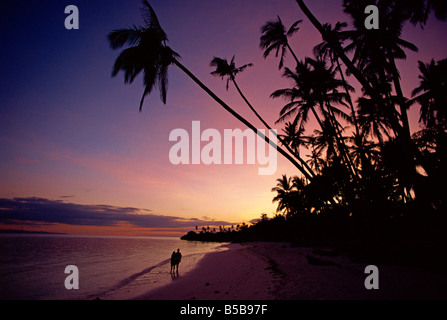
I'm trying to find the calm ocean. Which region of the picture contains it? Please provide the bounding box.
[0,234,220,300]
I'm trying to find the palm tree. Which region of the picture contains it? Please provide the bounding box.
[294,0,376,97]
[307,147,326,175]
[411,58,447,128]
[108,0,313,181]
[271,58,350,129]
[385,0,447,27]
[209,56,269,128]
[210,56,253,91]
[271,63,320,128]
[260,16,302,69]
[340,0,420,198]
[313,22,360,138]
[271,57,356,176]
[271,174,295,215]
[347,130,380,177]
[308,120,339,164]
[279,121,308,157]
[343,0,418,140]
[356,96,396,145]
[210,55,316,179]
[409,58,447,193]
[109,4,177,111]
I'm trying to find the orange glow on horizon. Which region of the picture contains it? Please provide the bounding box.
[0,222,189,238]
[1,1,446,237]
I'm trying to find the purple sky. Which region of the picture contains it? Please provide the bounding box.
[1,0,446,236]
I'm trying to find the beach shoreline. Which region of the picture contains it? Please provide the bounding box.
[136,243,276,300]
[96,244,228,300]
[100,242,447,300]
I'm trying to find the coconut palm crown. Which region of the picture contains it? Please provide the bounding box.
[108,0,179,111]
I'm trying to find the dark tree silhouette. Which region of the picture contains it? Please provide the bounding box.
[260,15,302,69]
[210,55,315,178]
[109,0,314,180]
[411,58,447,128]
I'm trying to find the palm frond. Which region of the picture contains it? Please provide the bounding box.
[108,26,144,49]
[287,19,302,36]
[111,46,144,83]
[210,55,252,90]
[140,64,157,110]
[141,0,164,34]
[270,88,296,100]
[235,63,253,74]
[260,16,287,58]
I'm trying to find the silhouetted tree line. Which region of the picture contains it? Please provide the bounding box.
[110,1,447,265]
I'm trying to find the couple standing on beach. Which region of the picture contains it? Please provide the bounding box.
[170,248,182,273]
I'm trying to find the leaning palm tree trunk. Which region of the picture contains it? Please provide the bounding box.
[295,0,374,96]
[335,57,359,136]
[295,0,418,199]
[331,57,361,177]
[172,58,314,181]
[286,43,300,67]
[232,78,271,131]
[325,104,358,178]
[388,55,417,197]
[232,78,315,179]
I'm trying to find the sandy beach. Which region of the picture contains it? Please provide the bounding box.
[98,242,447,300]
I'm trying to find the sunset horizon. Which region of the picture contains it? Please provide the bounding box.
[2,0,447,305]
[2,0,446,238]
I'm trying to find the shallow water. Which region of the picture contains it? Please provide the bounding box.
[0,234,221,299]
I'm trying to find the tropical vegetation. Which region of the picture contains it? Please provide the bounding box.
[110,0,447,264]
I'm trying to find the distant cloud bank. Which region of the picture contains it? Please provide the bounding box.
[0,197,232,229]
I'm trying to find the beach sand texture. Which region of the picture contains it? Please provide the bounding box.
[100,242,447,300]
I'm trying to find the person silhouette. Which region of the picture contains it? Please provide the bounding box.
[170,251,177,273]
[174,248,182,273]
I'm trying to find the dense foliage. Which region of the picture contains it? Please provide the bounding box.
[110,1,447,264]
